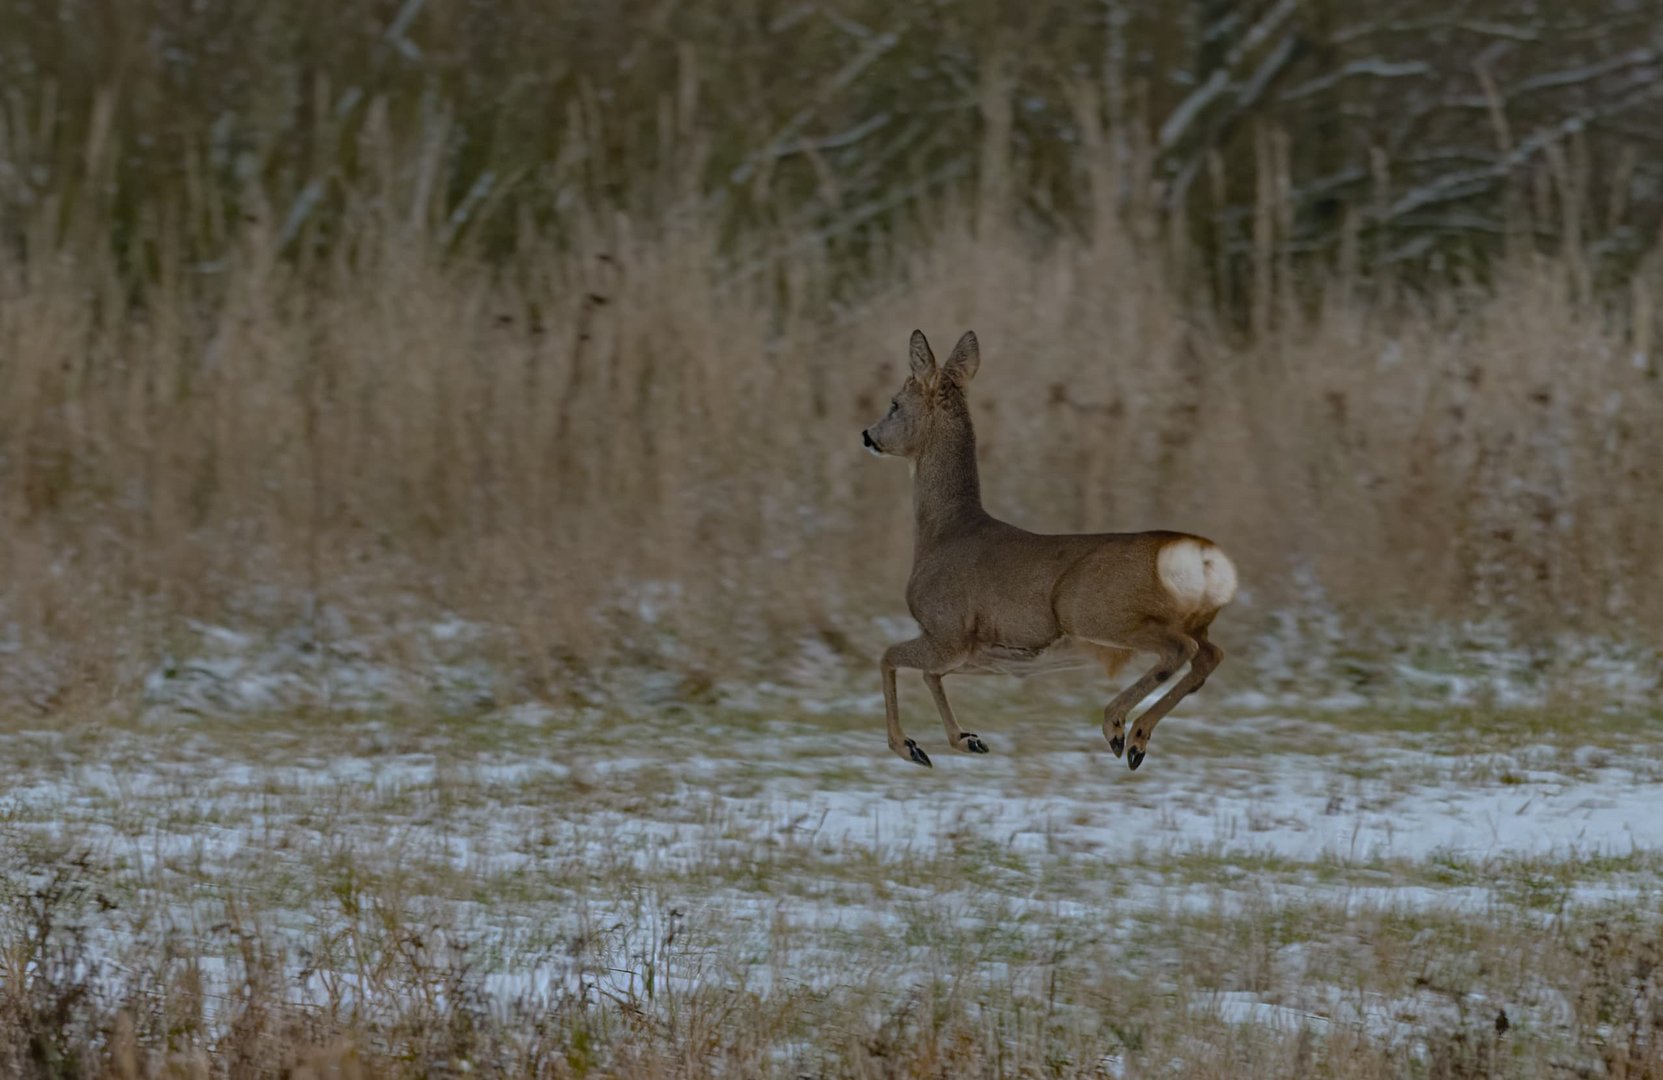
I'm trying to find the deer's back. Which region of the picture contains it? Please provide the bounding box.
[908,521,1191,650]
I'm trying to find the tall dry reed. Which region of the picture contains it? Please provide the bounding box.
[2,165,1659,706]
[3,13,1663,708]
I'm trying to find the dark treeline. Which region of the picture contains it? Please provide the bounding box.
[2,0,1659,301]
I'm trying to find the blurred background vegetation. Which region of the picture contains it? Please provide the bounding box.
[2,1,1661,708]
[5,0,1661,305]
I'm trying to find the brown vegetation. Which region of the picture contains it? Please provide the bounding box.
[3,178,1660,709]
[2,6,1662,1069]
[3,3,1660,710]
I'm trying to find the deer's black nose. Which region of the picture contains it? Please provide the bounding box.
[862,430,876,449]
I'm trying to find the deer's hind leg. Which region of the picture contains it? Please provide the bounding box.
[1122,623,1223,768]
[880,637,968,768]
[1095,626,1199,771]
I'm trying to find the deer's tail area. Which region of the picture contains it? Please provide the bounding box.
[1155,537,1239,614]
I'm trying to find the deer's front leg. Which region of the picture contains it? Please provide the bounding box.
[924,673,988,754]
[881,637,965,768]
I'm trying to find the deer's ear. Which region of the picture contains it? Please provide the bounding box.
[908,330,937,383]
[943,331,980,386]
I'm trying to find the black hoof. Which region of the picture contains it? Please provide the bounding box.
[905,738,933,768]
[1126,747,1145,771]
[962,734,989,754]
[1108,735,1125,758]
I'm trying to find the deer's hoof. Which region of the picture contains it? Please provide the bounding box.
[904,738,933,768]
[1126,746,1145,771]
[960,734,989,754]
[1107,734,1125,758]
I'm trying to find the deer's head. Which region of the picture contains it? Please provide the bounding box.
[862,329,980,459]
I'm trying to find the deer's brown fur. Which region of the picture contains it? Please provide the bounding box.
[861,330,1237,771]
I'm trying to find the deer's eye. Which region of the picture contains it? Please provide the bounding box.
[888,401,899,415]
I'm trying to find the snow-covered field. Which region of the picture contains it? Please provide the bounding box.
[2,617,1661,1075]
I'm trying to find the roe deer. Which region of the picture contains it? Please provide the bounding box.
[861,329,1237,771]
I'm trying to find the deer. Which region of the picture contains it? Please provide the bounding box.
[860,329,1237,771]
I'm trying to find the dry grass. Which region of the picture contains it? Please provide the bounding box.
[3,690,1663,1078]
[3,189,1662,709]
[3,4,1662,706]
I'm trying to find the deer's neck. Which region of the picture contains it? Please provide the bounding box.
[912,395,986,547]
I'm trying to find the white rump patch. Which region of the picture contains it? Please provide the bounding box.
[1157,539,1239,612]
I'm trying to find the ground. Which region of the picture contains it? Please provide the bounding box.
[2,621,1661,1076]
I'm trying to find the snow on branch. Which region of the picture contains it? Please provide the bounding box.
[1379,80,1663,223]
[1280,59,1434,103]
[1158,0,1301,152]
